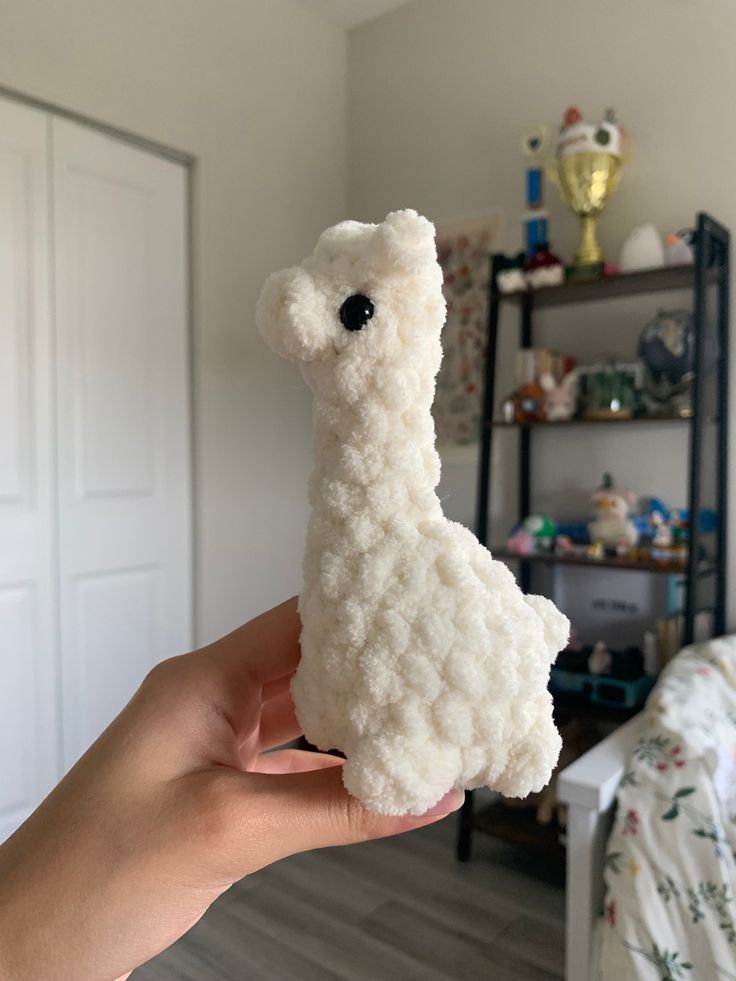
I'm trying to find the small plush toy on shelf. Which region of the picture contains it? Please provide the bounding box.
[588,472,638,549]
[539,369,578,421]
[257,210,569,816]
[507,514,558,555]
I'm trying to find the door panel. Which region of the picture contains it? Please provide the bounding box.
[52,119,192,768]
[0,98,59,840]
[69,566,158,755]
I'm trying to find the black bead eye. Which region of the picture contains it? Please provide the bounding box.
[339,294,374,332]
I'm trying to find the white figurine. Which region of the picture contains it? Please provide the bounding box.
[588,473,638,548]
[664,230,694,267]
[588,640,612,675]
[619,224,665,272]
[497,266,527,293]
[257,210,569,815]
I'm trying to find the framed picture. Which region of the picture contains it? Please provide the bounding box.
[433,213,502,444]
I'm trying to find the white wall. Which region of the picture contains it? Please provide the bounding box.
[0,0,347,643]
[350,0,736,626]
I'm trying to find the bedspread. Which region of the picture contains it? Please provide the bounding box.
[600,637,736,981]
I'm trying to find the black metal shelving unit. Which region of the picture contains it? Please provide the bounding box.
[457,212,730,862]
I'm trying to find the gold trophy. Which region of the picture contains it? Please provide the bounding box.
[550,107,625,279]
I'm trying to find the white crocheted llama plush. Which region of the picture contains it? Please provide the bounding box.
[257,209,569,815]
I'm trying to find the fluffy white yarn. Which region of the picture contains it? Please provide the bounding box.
[257,209,569,816]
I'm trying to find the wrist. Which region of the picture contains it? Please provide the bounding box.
[0,840,49,980]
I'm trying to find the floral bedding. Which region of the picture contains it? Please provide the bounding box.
[600,637,736,981]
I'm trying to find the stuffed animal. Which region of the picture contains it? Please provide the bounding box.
[588,472,638,548]
[257,209,569,816]
[539,370,578,421]
[495,252,527,293]
[507,514,557,554]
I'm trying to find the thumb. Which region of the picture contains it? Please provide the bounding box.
[226,764,464,875]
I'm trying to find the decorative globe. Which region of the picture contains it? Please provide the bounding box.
[638,308,695,409]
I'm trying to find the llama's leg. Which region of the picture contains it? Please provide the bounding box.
[525,593,570,663]
[493,698,562,799]
[342,736,461,817]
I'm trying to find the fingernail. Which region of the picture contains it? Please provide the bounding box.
[414,789,465,818]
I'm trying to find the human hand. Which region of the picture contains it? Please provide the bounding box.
[0,597,463,980]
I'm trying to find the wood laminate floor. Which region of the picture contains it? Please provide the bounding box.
[133,815,565,981]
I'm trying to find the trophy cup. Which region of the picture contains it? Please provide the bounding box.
[551,107,625,279]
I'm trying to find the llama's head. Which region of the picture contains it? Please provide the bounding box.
[256,210,446,408]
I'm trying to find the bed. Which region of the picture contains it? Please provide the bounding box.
[558,636,736,981]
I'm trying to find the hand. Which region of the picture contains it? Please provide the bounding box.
[0,598,463,980]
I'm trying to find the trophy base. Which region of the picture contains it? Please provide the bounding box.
[566,261,603,282]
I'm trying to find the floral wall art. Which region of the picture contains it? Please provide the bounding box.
[432,213,501,444]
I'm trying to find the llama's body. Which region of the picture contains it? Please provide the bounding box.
[257,210,569,815]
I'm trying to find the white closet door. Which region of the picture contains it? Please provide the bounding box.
[52,119,192,768]
[0,98,60,839]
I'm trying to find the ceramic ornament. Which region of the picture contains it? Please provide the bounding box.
[257,210,569,816]
[619,223,666,272]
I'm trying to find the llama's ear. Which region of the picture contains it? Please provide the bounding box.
[256,266,328,363]
[313,220,371,262]
[372,209,437,273]
[539,371,556,393]
[561,370,578,394]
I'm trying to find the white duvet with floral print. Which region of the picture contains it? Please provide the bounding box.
[601,637,736,981]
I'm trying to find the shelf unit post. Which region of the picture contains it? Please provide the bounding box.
[715,219,730,637]
[474,255,502,549]
[684,215,708,643]
[685,213,730,642]
[519,292,534,594]
[457,255,501,862]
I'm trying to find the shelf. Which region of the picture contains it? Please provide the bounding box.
[496,264,722,309]
[489,415,692,429]
[492,546,713,575]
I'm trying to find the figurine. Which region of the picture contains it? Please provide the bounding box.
[619,224,665,272]
[539,369,578,421]
[500,396,516,423]
[506,527,535,556]
[513,381,546,422]
[507,514,557,555]
[525,244,565,289]
[580,361,639,420]
[588,641,612,675]
[588,473,638,548]
[652,513,673,548]
[664,229,695,266]
[496,253,527,293]
[554,534,575,556]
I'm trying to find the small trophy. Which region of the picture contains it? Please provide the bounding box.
[551,107,626,279]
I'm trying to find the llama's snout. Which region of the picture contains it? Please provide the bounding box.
[256,265,330,363]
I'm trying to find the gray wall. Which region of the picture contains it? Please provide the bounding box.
[0,0,348,642]
[350,0,736,626]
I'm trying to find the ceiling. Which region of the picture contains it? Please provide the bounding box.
[295,0,410,29]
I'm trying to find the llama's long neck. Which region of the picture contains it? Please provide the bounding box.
[304,389,443,566]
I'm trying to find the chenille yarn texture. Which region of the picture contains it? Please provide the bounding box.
[256,209,569,816]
